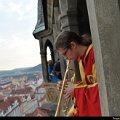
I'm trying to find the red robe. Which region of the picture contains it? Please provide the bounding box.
[72,44,101,116]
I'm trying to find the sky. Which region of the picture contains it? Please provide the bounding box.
[0,0,43,70]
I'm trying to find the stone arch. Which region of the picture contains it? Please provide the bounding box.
[44,39,54,62]
[44,39,55,82]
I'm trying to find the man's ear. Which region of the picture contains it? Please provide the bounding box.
[70,41,77,49]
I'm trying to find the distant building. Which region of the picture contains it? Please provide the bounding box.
[0,99,23,116]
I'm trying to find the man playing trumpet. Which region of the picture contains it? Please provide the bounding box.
[55,31,101,116]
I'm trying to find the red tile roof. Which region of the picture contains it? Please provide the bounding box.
[0,95,5,102]
[1,89,12,94]
[7,96,21,104]
[0,101,11,111]
[11,87,32,95]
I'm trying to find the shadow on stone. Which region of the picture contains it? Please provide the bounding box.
[41,102,57,116]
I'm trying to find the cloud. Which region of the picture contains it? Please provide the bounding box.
[0,0,37,21]
[0,0,41,70]
[0,32,40,70]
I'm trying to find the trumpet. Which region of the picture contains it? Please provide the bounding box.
[55,60,70,116]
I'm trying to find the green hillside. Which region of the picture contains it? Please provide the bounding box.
[0,64,42,78]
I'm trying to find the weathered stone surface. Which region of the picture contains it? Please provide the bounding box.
[87,0,120,116]
[41,102,57,116]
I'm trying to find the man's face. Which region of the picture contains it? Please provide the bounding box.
[58,42,78,60]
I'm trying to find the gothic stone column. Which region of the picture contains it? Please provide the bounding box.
[58,0,81,81]
[39,40,49,82]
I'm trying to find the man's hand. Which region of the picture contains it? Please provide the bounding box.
[63,81,74,99]
[56,80,74,99]
[56,81,67,91]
